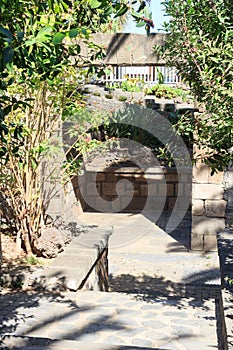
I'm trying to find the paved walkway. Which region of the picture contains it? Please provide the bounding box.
[79,213,220,291]
[1,213,221,349]
[1,290,218,349]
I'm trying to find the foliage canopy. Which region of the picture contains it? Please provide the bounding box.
[0,0,153,256]
[159,0,233,171]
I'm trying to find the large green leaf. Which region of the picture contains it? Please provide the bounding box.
[61,0,69,11]
[131,10,141,19]
[17,31,24,42]
[143,6,150,19]
[115,4,128,18]
[136,21,146,27]
[104,6,113,16]
[36,26,53,42]
[52,32,65,45]
[69,28,79,38]
[0,27,13,40]
[90,0,101,9]
[76,44,81,54]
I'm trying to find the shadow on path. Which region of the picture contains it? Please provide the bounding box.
[109,268,221,304]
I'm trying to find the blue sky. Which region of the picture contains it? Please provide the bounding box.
[124,0,167,33]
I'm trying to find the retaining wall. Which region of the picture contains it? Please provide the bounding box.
[73,165,192,214]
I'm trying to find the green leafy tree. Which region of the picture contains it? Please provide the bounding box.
[0,0,108,256]
[158,0,233,171]
[0,0,153,257]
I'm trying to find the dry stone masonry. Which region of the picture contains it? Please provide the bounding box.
[192,146,226,251]
[76,165,192,214]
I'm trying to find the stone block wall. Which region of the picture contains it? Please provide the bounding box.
[43,124,83,223]
[74,166,192,214]
[192,160,226,251]
[224,167,233,227]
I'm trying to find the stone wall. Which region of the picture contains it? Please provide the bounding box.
[43,117,229,253]
[224,166,233,228]
[74,165,192,214]
[43,125,228,253]
[191,150,226,251]
[43,124,83,223]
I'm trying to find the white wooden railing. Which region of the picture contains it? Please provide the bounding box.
[101,66,181,85]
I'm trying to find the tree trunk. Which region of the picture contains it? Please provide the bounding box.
[16,230,22,254]
[22,219,33,256]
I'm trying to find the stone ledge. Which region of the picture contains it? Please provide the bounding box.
[84,165,192,174]
[80,166,192,213]
[24,226,113,292]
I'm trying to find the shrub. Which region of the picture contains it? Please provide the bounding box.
[121,78,144,93]
[105,94,113,99]
[93,91,101,97]
[145,84,187,100]
[118,95,128,102]
[157,0,233,171]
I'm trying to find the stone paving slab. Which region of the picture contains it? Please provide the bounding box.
[0,290,218,349]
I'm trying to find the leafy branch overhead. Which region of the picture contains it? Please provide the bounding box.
[131,1,154,36]
[0,1,154,90]
[0,1,154,156]
[89,0,154,35]
[158,0,233,171]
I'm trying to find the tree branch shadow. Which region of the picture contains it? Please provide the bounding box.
[0,285,169,350]
[109,270,221,307]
